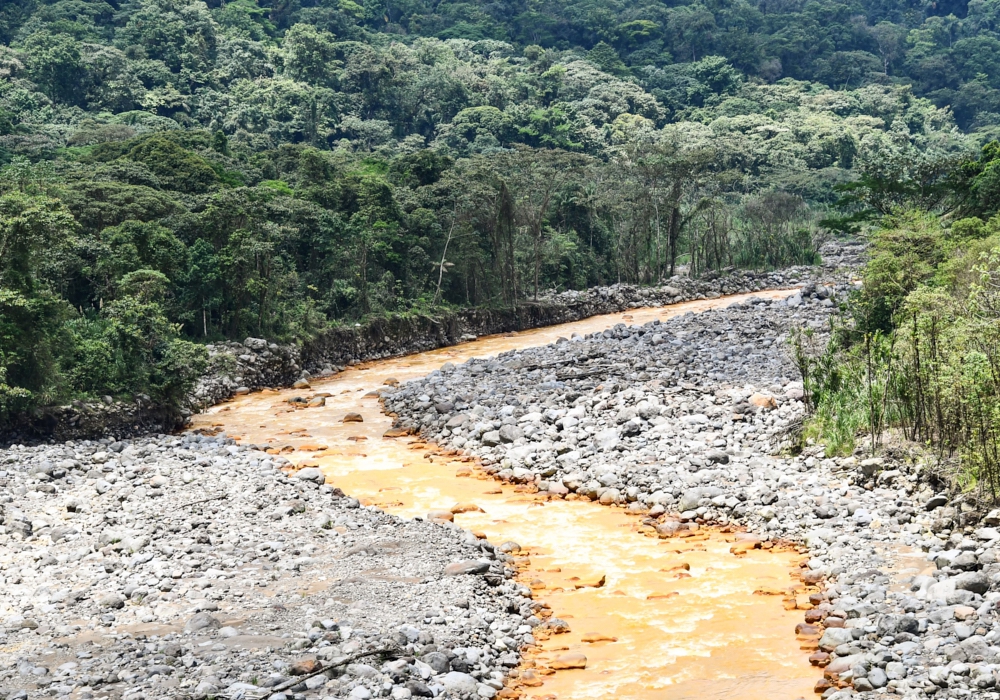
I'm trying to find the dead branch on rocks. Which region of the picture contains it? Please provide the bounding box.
[252,646,402,696]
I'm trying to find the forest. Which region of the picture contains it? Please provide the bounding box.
[0,0,994,421]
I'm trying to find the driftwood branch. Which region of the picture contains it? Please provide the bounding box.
[556,366,613,380]
[179,494,227,508]
[517,351,607,372]
[263,646,400,695]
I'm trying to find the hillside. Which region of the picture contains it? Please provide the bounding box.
[0,0,991,420]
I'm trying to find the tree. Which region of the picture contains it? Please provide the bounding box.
[819,51,882,89]
[504,148,586,299]
[20,32,86,105]
[283,24,343,87]
[953,141,1000,219]
[116,0,217,76]
[633,129,716,277]
[0,192,76,411]
[126,136,220,194]
[869,21,906,75]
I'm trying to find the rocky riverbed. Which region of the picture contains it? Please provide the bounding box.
[382,282,1000,700]
[0,435,536,700]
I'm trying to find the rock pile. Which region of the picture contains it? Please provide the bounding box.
[0,435,535,700]
[383,282,1000,700]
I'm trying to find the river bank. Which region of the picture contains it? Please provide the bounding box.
[0,241,863,445]
[381,282,1000,699]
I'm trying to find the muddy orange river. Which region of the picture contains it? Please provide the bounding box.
[192,289,823,700]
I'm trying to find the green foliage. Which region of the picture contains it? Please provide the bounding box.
[19,31,86,105]
[954,141,1000,219]
[126,136,220,193]
[65,277,208,406]
[1,0,995,426]
[808,191,1000,498]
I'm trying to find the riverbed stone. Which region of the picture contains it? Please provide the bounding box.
[482,431,501,447]
[444,560,490,575]
[867,667,888,688]
[440,671,477,694]
[294,467,326,484]
[954,571,990,594]
[185,612,222,633]
[819,628,854,651]
[0,431,535,700]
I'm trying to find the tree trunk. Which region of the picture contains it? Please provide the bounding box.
[667,204,682,277]
[666,179,684,277]
[433,209,457,306]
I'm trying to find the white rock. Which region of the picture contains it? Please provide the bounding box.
[440,672,479,695]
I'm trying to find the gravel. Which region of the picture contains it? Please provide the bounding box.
[0,435,533,700]
[382,279,1000,700]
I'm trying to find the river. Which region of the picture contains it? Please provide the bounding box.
[191,289,822,700]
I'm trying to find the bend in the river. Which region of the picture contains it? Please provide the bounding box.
[192,289,825,699]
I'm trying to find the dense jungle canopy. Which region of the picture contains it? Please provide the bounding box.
[0,0,998,416]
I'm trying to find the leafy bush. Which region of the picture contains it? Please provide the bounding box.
[804,209,1000,499]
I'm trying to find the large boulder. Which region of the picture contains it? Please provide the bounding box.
[498,425,523,443]
[294,467,326,484]
[185,613,221,633]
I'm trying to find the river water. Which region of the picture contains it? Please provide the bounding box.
[191,289,822,700]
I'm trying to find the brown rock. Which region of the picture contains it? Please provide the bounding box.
[730,541,761,555]
[581,632,617,643]
[290,658,321,675]
[955,605,977,621]
[427,510,454,522]
[298,444,327,452]
[343,412,364,423]
[573,574,605,589]
[809,651,831,667]
[804,609,824,623]
[451,503,484,514]
[753,587,787,596]
[549,653,587,670]
[519,669,543,687]
[660,563,691,573]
